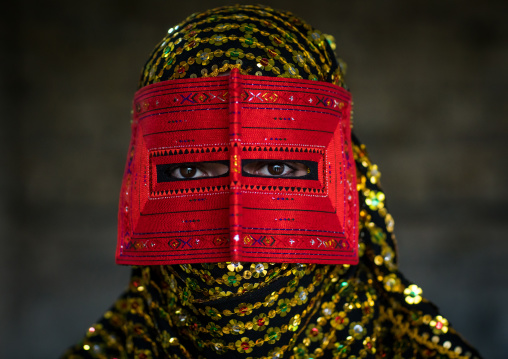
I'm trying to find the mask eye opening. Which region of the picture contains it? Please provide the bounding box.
[156,160,230,182]
[241,159,318,180]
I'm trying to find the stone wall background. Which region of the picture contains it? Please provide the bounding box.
[1,1,506,358]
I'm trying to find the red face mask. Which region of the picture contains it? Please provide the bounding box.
[116,69,358,265]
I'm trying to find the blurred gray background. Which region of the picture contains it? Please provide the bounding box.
[1,0,506,358]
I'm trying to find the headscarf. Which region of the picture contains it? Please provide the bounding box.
[62,5,481,359]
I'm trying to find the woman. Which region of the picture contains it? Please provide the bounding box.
[63,5,481,358]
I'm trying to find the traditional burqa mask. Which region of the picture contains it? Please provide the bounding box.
[116,6,358,266]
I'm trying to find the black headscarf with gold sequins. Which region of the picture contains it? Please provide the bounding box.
[62,5,481,359]
[138,5,345,87]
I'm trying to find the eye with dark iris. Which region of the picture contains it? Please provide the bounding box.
[162,162,229,180]
[165,165,204,179]
[243,161,309,177]
[267,163,285,176]
[179,166,197,178]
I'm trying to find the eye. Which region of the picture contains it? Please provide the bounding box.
[267,163,285,176]
[169,165,204,179]
[157,161,229,182]
[243,161,310,177]
[261,162,292,176]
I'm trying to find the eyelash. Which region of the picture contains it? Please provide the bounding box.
[165,164,205,178]
[252,161,297,175]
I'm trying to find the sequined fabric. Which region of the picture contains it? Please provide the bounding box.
[138,4,345,87]
[62,138,481,358]
[62,5,481,359]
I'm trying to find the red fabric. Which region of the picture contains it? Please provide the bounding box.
[116,69,358,265]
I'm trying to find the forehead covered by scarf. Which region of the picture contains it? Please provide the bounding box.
[139,4,346,87]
